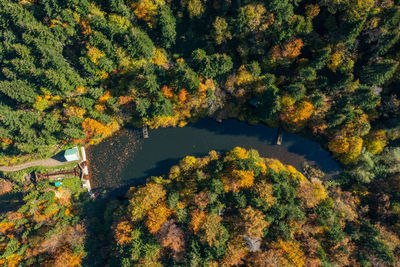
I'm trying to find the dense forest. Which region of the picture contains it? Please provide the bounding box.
[108,147,400,266]
[1,0,400,266]
[2,148,400,266]
[0,172,87,266]
[0,0,399,166]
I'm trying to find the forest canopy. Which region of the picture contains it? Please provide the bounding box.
[109,147,400,266]
[1,0,400,265]
[0,0,399,166]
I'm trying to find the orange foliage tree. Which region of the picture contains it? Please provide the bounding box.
[220,237,249,266]
[272,38,304,59]
[54,250,83,267]
[161,85,174,99]
[114,221,133,245]
[178,88,189,103]
[305,4,320,18]
[280,100,314,129]
[145,202,172,233]
[81,118,120,142]
[190,209,206,233]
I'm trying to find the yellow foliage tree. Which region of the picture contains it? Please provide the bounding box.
[129,183,166,221]
[254,180,275,206]
[235,66,254,86]
[233,169,255,189]
[278,239,305,267]
[179,155,197,171]
[364,129,387,154]
[86,45,105,65]
[153,48,168,66]
[226,146,249,160]
[146,202,172,233]
[200,213,225,247]
[213,17,232,44]
[281,94,296,107]
[132,0,165,22]
[241,206,269,238]
[0,254,21,267]
[329,135,363,164]
[327,44,346,72]
[220,237,249,266]
[239,4,267,32]
[298,179,328,208]
[66,105,86,118]
[340,136,363,164]
[328,136,350,154]
[187,0,205,18]
[109,14,132,30]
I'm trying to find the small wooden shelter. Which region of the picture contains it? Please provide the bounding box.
[64,147,79,161]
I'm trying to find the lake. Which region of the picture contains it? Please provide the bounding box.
[87,119,340,195]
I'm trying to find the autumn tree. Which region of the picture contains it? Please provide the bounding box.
[156,220,185,260]
[199,213,227,248]
[129,183,166,221]
[240,206,269,238]
[280,100,314,131]
[364,130,387,154]
[145,202,172,233]
[212,17,231,44]
[220,237,249,266]
[114,221,133,246]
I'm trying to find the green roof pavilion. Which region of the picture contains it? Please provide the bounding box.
[64,146,79,162]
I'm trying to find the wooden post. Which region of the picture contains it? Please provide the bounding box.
[143,125,149,138]
[276,127,283,145]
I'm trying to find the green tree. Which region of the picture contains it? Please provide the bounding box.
[359,60,398,86]
[158,7,176,48]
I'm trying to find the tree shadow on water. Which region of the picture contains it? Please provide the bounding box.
[191,118,341,176]
[190,118,277,143]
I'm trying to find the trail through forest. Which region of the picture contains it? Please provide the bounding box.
[0,157,75,172]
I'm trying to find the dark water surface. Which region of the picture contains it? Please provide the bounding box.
[87,119,340,194]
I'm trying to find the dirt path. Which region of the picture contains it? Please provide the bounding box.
[0,158,76,172]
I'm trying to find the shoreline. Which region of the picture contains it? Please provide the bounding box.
[87,118,341,197]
